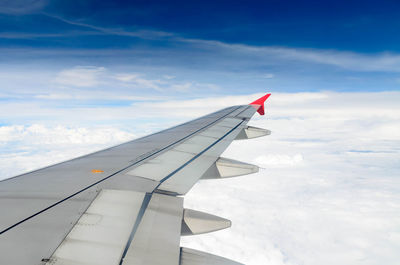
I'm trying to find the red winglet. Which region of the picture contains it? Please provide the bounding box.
[249,93,271,115]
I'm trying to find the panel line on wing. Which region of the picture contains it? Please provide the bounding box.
[156,120,244,187]
[0,107,239,185]
[118,193,152,265]
[43,190,147,265]
[234,105,252,117]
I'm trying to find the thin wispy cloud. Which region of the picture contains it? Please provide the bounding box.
[54,66,106,87]
[42,13,174,40]
[0,0,47,14]
[4,9,400,74]
[181,38,400,73]
[114,73,164,91]
[0,32,71,39]
[2,37,400,98]
[263,73,275,79]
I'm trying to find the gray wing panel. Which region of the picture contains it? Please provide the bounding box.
[0,190,96,265]
[0,105,248,265]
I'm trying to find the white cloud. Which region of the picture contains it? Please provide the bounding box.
[254,154,303,168]
[168,81,220,92]
[34,93,75,100]
[45,14,174,40]
[34,91,169,101]
[0,0,46,14]
[54,66,106,87]
[271,47,400,72]
[114,73,138,82]
[114,73,163,90]
[263,73,275,79]
[181,38,400,72]
[0,125,24,142]
[113,74,220,92]
[0,125,135,177]
[24,16,400,73]
[170,82,194,92]
[0,124,134,145]
[163,75,176,79]
[0,92,399,265]
[178,92,400,265]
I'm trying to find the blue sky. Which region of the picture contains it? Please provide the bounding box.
[0,0,399,127]
[0,0,400,126]
[1,0,400,109]
[2,0,400,51]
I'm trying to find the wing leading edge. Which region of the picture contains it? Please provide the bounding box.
[0,93,271,265]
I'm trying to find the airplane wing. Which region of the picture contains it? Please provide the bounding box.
[0,94,271,265]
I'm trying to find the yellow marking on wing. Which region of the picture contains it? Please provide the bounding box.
[91,169,104,173]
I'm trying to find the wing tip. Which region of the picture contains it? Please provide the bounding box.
[249,93,271,115]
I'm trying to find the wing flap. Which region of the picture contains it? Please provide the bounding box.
[181,209,231,236]
[44,190,146,265]
[122,193,184,265]
[235,125,271,140]
[201,157,259,179]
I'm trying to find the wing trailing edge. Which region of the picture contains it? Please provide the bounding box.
[181,209,231,236]
[235,125,271,140]
[180,248,244,265]
[201,157,259,179]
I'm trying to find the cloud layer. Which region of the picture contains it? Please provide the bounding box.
[180,92,400,265]
[0,124,135,176]
[0,92,399,265]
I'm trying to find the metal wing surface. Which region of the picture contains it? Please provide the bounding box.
[0,94,271,265]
